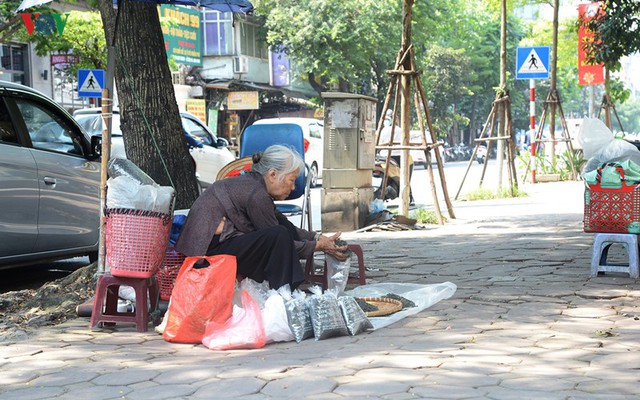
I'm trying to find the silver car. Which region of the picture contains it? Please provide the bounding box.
[0,81,101,268]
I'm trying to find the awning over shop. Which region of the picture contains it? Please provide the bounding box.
[205,79,316,104]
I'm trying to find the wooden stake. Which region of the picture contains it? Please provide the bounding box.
[98,88,112,275]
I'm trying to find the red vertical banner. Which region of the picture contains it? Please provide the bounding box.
[578,2,605,86]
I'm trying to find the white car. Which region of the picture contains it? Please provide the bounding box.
[73,109,236,191]
[251,117,324,187]
[409,130,445,168]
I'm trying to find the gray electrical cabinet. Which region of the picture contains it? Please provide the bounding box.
[321,92,377,232]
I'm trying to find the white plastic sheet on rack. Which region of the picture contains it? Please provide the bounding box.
[346,282,457,330]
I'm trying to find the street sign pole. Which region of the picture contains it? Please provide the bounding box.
[530,79,536,184]
[516,46,549,184]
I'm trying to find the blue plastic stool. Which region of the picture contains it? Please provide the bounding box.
[591,233,640,279]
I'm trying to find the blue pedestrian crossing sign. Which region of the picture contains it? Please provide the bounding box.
[516,47,550,80]
[77,69,104,98]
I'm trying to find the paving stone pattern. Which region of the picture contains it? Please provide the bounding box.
[1,181,639,399]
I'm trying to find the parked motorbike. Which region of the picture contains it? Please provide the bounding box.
[454,144,473,161]
[476,145,487,164]
[375,154,421,201]
[443,144,457,162]
[373,155,400,200]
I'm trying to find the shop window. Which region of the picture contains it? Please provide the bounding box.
[203,11,233,56]
[239,21,268,59]
[0,44,27,85]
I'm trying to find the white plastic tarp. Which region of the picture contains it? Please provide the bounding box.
[346,282,457,330]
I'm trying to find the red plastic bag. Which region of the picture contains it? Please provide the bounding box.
[163,255,236,343]
[202,290,266,350]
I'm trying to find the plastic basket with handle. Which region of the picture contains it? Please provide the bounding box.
[584,163,640,233]
[157,246,186,300]
[105,208,173,278]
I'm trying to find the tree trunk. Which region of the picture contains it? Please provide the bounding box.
[549,0,559,164]
[307,72,327,96]
[469,95,477,141]
[497,0,507,188]
[97,0,199,210]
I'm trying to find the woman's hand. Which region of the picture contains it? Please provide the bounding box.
[315,232,349,261]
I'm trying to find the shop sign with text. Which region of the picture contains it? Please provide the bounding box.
[186,99,207,123]
[160,5,202,66]
[227,91,259,110]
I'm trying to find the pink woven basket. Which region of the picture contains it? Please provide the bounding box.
[157,247,187,300]
[105,208,172,279]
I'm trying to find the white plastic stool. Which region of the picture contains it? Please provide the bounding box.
[591,233,640,279]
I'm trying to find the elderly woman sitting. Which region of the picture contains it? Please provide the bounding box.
[175,144,348,290]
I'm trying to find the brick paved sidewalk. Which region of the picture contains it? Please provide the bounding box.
[1,180,639,399]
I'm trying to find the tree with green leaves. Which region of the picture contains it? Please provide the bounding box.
[421,45,471,143]
[1,1,38,42]
[431,1,527,143]
[581,0,637,125]
[12,10,107,74]
[257,0,401,102]
[617,99,640,133]
[582,0,640,69]
[257,0,498,144]
[522,16,585,117]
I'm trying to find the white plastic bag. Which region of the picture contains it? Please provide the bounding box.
[234,278,270,309]
[202,290,266,350]
[326,253,351,294]
[582,139,640,175]
[155,299,171,335]
[262,289,295,343]
[106,175,174,214]
[108,158,156,185]
[106,175,141,209]
[578,118,613,159]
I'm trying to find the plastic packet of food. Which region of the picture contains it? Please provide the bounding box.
[338,295,372,336]
[280,285,314,343]
[306,286,348,340]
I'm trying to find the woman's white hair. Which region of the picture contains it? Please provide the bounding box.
[252,144,305,181]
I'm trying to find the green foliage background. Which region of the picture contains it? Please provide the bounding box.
[3,0,639,135]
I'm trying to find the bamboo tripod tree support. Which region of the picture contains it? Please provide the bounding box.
[598,69,625,132]
[522,89,578,182]
[598,92,625,133]
[455,92,518,200]
[374,43,455,224]
[372,0,454,223]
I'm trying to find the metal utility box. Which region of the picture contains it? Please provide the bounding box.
[323,93,377,179]
[321,92,377,232]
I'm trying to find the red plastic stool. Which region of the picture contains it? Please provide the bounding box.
[304,244,367,290]
[90,273,159,332]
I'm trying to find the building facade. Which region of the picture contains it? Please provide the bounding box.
[1,4,319,146]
